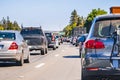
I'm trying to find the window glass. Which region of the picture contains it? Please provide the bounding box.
[21,28,43,36]
[0,32,15,40]
[93,18,120,37]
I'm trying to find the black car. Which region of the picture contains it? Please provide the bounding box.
[20,27,48,55]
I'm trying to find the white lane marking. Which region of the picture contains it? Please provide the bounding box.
[62,50,65,52]
[55,54,59,57]
[18,76,24,78]
[35,63,45,68]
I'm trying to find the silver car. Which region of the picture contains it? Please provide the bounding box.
[80,14,120,80]
[0,30,30,66]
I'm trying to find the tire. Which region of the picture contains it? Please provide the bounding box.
[17,55,24,66]
[53,46,56,50]
[79,48,82,58]
[75,44,78,47]
[45,48,48,54]
[41,49,45,55]
[24,54,30,63]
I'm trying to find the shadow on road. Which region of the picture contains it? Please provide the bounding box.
[63,55,80,58]
[0,62,18,67]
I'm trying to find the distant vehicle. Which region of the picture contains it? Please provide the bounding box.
[71,36,77,45]
[55,37,59,48]
[0,30,30,66]
[78,33,88,57]
[45,32,57,50]
[75,34,82,47]
[81,14,120,80]
[20,27,48,55]
[55,35,62,45]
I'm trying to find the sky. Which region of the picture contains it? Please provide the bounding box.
[0,0,120,31]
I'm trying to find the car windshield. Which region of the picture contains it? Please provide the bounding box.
[45,33,52,37]
[0,32,15,40]
[93,18,120,37]
[21,28,44,36]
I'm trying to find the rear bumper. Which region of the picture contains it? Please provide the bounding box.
[82,69,120,79]
[29,45,43,51]
[0,53,21,61]
[48,44,56,48]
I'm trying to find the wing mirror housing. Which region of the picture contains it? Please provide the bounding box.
[78,36,86,43]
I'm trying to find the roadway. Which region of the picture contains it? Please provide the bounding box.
[0,42,81,80]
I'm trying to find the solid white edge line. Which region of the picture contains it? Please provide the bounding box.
[35,63,45,68]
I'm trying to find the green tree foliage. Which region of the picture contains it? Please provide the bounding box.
[84,8,107,33]
[64,10,85,36]
[77,16,85,27]
[0,16,21,30]
[63,25,72,36]
[70,10,78,25]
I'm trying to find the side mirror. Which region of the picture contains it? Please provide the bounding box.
[78,36,86,42]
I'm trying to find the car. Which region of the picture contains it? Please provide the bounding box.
[80,14,120,80]
[78,33,88,57]
[75,34,82,47]
[55,35,62,45]
[55,37,59,48]
[0,30,30,66]
[45,32,57,50]
[71,36,77,45]
[20,27,48,55]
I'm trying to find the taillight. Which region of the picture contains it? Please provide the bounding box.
[9,42,18,50]
[52,35,55,41]
[85,39,105,49]
[86,67,99,71]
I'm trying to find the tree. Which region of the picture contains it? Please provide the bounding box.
[70,9,78,25]
[0,16,21,30]
[1,17,7,29]
[13,21,21,30]
[84,8,107,33]
[77,16,85,27]
[63,10,86,36]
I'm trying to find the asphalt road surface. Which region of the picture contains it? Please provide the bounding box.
[0,42,81,80]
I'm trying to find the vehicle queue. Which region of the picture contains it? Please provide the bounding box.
[0,27,63,66]
[0,6,120,80]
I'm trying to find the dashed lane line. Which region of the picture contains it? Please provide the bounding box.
[55,54,59,57]
[35,63,45,68]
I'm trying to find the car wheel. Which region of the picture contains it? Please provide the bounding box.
[53,46,56,50]
[45,48,48,54]
[75,44,78,47]
[79,48,82,58]
[41,49,45,55]
[24,54,30,63]
[17,55,24,66]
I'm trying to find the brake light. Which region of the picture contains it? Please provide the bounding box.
[86,67,99,71]
[9,42,18,50]
[85,39,105,49]
[52,35,55,41]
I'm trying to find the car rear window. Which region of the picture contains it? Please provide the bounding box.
[45,33,52,37]
[0,32,15,40]
[21,28,44,36]
[93,18,120,37]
